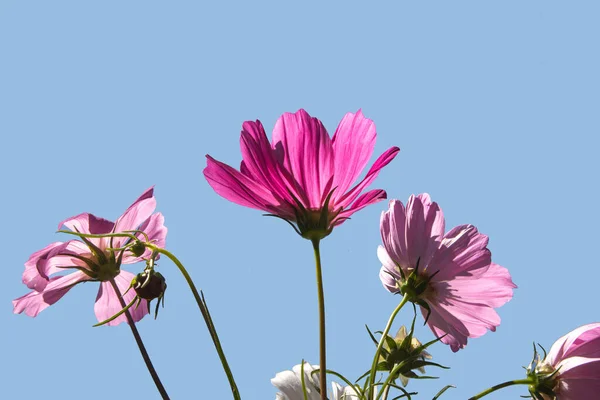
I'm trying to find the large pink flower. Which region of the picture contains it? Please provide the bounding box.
[13,187,167,326]
[530,323,600,399]
[204,109,399,240]
[378,194,515,352]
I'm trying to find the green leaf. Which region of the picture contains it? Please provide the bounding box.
[432,385,455,400]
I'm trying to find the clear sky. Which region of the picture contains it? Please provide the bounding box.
[2,1,599,399]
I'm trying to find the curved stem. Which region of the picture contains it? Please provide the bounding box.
[311,239,327,400]
[468,379,533,400]
[147,244,241,400]
[367,294,410,400]
[108,279,170,400]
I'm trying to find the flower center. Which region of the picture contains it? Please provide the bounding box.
[95,261,120,281]
[398,268,431,301]
[297,209,334,241]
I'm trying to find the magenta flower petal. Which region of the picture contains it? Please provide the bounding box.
[13,271,91,317]
[239,120,296,206]
[334,189,387,224]
[378,194,515,351]
[205,109,399,239]
[95,270,149,326]
[334,146,400,210]
[272,109,334,208]
[204,155,285,213]
[331,110,377,196]
[58,212,115,249]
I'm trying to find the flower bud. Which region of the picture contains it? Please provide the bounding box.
[129,241,146,257]
[133,271,167,301]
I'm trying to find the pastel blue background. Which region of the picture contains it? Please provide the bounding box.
[2,1,599,399]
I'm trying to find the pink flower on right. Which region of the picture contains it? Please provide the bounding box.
[378,194,516,352]
[532,323,600,399]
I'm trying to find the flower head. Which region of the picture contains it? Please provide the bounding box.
[272,362,363,400]
[13,187,167,326]
[527,323,600,399]
[204,109,399,240]
[378,194,516,352]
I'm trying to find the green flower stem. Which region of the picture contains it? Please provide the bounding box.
[146,244,241,400]
[108,279,170,400]
[375,359,408,400]
[311,238,328,400]
[367,293,410,400]
[468,378,533,400]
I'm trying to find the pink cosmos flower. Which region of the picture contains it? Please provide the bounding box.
[378,194,515,352]
[529,323,600,399]
[13,187,167,326]
[204,109,399,240]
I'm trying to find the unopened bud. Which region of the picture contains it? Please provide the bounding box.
[129,241,146,257]
[134,271,167,301]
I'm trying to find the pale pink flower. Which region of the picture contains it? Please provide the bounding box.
[530,323,600,399]
[13,187,167,326]
[378,194,515,352]
[204,109,399,240]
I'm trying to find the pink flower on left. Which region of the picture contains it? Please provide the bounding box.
[13,187,167,326]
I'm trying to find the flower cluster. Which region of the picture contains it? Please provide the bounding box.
[13,109,600,399]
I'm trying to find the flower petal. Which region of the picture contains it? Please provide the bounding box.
[556,356,600,399]
[334,189,387,225]
[424,302,470,352]
[380,199,410,270]
[240,120,296,203]
[204,155,291,216]
[58,212,115,249]
[438,263,516,308]
[112,187,157,248]
[94,271,149,326]
[548,323,600,366]
[271,109,334,208]
[429,225,491,282]
[13,271,90,317]
[24,240,92,291]
[405,194,444,270]
[334,146,399,209]
[331,110,377,196]
[379,265,400,294]
[271,362,321,400]
[122,212,168,264]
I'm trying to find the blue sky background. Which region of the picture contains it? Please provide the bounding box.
[2,1,599,399]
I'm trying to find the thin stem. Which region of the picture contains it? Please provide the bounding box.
[468,379,533,400]
[381,385,390,400]
[375,360,407,400]
[108,279,170,400]
[147,244,241,400]
[311,238,327,400]
[367,294,410,400]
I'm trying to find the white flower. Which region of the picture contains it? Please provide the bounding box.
[272,362,364,400]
